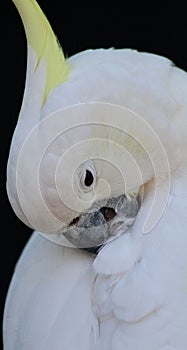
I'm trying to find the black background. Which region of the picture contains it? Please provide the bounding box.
[1,1,187,348]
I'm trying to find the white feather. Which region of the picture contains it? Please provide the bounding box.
[3,232,98,350]
[92,183,187,349]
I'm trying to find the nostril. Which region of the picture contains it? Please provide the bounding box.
[99,207,116,222]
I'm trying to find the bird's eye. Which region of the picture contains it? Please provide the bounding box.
[84,170,94,187]
[78,160,96,192]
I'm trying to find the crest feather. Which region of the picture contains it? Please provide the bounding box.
[12,0,70,103]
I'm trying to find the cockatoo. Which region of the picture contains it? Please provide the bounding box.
[3,0,187,349]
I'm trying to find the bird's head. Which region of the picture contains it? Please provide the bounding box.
[7,0,176,249]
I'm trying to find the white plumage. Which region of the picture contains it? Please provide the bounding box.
[3,1,187,349]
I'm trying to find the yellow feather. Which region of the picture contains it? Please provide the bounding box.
[12,0,70,103]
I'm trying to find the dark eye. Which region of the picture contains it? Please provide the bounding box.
[79,161,96,191]
[84,170,94,187]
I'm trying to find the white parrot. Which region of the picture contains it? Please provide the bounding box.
[3,0,187,349]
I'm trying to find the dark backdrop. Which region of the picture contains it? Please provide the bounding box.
[1,1,187,349]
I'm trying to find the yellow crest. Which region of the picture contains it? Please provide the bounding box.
[12,0,70,103]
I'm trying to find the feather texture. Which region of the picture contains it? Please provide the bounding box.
[3,232,98,350]
[92,182,187,349]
